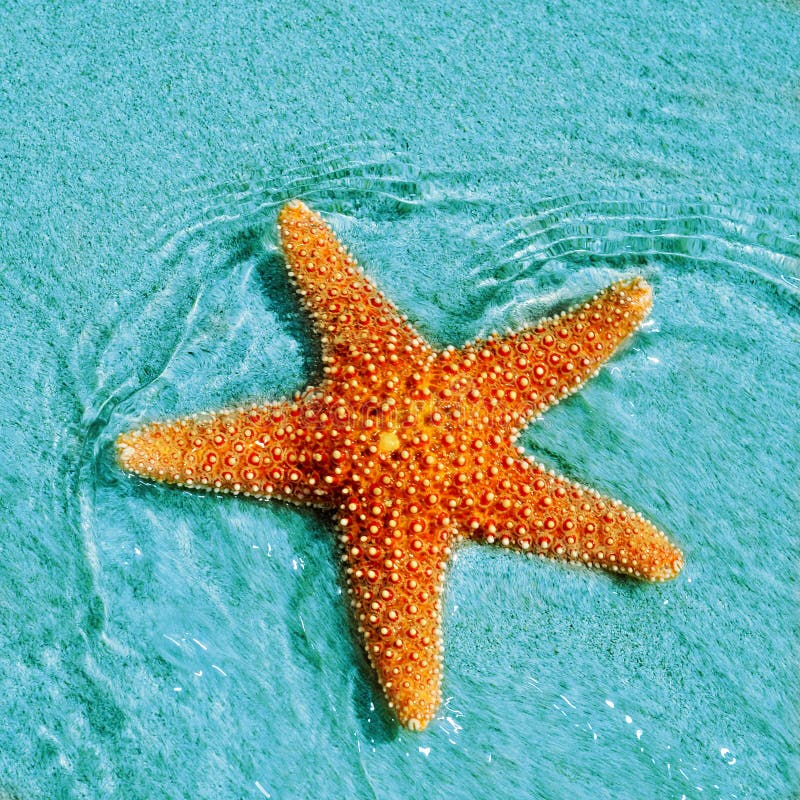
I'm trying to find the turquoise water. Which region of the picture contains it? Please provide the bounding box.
[1,0,799,797]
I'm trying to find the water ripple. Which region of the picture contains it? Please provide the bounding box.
[142,140,455,260]
[477,198,799,289]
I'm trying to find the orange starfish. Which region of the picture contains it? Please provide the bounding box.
[117,200,683,731]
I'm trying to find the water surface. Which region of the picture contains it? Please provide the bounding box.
[1,1,799,798]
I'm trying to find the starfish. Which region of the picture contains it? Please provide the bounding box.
[117,200,683,731]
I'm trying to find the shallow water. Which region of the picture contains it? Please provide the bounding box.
[2,1,799,798]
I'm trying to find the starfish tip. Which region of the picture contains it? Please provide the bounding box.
[620,276,653,315]
[114,429,141,469]
[278,198,313,228]
[116,441,136,469]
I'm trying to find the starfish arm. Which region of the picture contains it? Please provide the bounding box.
[338,500,456,730]
[116,396,339,506]
[448,278,653,429]
[457,454,683,582]
[277,201,431,372]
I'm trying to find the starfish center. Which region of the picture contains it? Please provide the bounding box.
[378,430,401,453]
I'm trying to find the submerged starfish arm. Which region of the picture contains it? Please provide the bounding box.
[338,499,454,731]
[447,277,653,429]
[278,200,430,369]
[116,396,340,507]
[459,453,683,582]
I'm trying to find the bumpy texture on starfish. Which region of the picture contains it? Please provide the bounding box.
[117,200,683,731]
